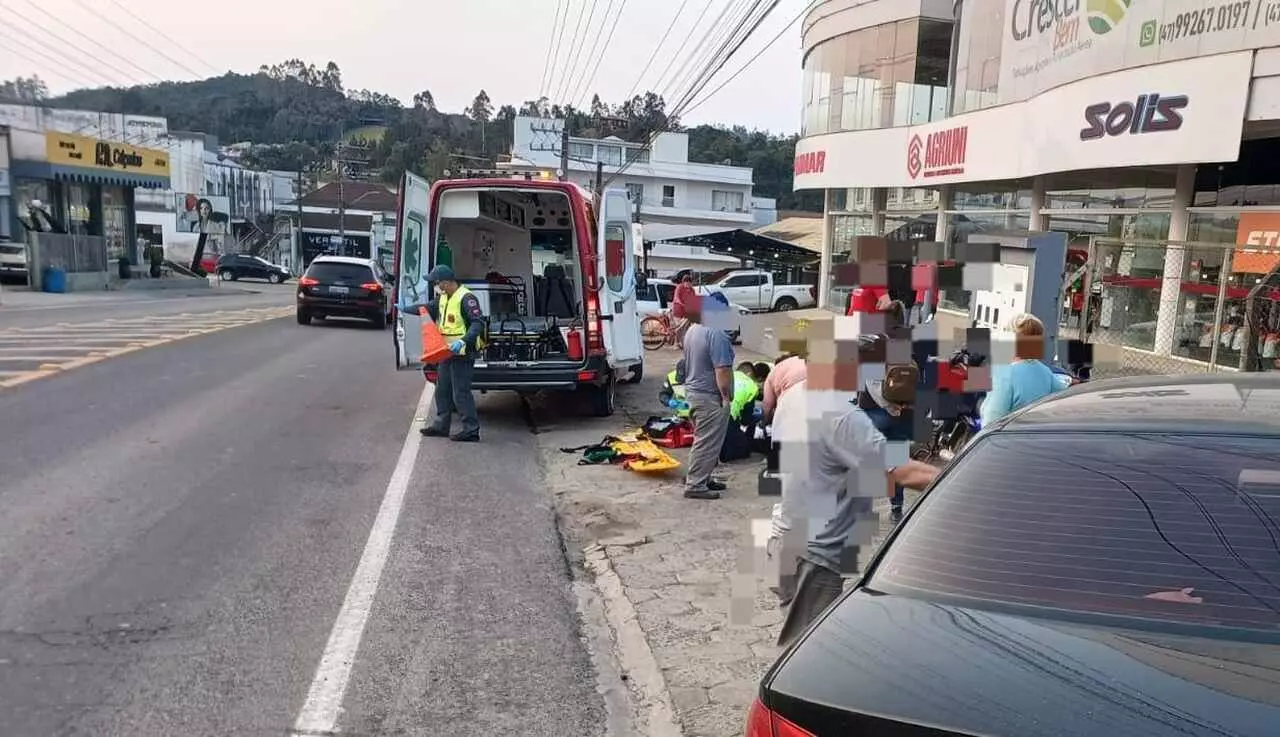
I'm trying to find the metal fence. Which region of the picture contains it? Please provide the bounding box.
[32,233,109,274]
[1075,236,1280,378]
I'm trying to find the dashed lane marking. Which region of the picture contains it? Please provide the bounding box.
[0,306,292,389]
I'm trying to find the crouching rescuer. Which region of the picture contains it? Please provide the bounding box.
[408,265,487,442]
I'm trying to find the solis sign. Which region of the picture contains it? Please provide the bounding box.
[1079,93,1187,140]
[794,150,826,176]
[906,125,968,180]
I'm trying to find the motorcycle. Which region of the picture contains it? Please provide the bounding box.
[912,350,1090,463]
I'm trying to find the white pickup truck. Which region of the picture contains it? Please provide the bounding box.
[700,269,815,312]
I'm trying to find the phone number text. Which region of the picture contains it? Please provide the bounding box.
[1156,1,1252,43]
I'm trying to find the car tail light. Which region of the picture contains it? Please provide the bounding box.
[585,291,604,352]
[361,282,383,292]
[745,698,815,737]
[299,276,319,287]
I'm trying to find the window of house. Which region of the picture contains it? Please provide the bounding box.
[598,145,622,166]
[568,142,594,161]
[662,185,676,207]
[626,148,649,164]
[626,183,644,203]
[712,190,746,212]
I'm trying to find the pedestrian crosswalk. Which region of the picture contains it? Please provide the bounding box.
[0,306,293,389]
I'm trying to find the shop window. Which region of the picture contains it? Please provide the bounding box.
[830,188,875,213]
[951,182,1034,210]
[885,187,940,212]
[826,214,876,311]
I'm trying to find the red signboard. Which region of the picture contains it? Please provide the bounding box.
[906,125,968,180]
[793,150,826,176]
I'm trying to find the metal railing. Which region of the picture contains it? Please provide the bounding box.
[31,233,109,274]
[1077,236,1280,378]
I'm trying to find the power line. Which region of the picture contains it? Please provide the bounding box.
[67,0,206,79]
[104,0,221,75]
[0,22,119,88]
[564,0,613,107]
[573,0,632,108]
[664,0,752,106]
[677,0,784,113]
[538,0,568,101]
[0,42,96,90]
[655,0,737,96]
[1,0,153,85]
[683,1,808,116]
[552,0,598,104]
[603,0,785,188]
[649,0,722,94]
[623,0,690,100]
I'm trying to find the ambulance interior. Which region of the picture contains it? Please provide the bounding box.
[434,187,587,363]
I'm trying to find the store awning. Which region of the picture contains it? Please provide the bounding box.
[660,229,820,267]
[10,160,171,189]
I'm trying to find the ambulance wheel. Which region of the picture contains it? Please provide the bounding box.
[625,363,643,384]
[589,372,617,417]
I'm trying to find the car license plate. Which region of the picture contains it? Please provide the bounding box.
[330,286,349,295]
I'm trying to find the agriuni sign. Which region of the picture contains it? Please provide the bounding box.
[44,132,169,177]
[906,125,968,180]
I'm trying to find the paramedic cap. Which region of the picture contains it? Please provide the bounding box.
[426,265,457,282]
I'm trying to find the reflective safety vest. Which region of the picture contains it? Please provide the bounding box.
[730,370,759,421]
[663,369,690,418]
[438,285,486,356]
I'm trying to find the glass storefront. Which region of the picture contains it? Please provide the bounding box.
[802,18,952,135]
[827,213,876,309]
[102,186,128,261]
[949,0,1004,114]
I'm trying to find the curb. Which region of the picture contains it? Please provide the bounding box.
[583,544,684,737]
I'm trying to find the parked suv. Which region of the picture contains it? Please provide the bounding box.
[0,240,27,283]
[297,256,393,329]
[216,254,291,283]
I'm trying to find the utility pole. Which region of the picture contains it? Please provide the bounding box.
[594,160,604,210]
[559,124,569,182]
[296,168,305,271]
[336,140,346,257]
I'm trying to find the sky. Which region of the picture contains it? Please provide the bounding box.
[0,0,806,134]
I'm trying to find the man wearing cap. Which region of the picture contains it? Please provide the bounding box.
[408,265,487,442]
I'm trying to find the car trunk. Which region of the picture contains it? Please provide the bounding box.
[424,186,588,368]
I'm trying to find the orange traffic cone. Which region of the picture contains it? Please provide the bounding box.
[419,308,453,364]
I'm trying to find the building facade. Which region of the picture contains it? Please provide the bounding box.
[797,0,1280,368]
[2,105,171,269]
[501,117,775,276]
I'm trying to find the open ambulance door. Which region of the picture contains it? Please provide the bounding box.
[597,188,643,369]
[393,172,433,370]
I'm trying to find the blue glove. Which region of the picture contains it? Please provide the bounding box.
[667,398,680,409]
[449,340,465,354]
[752,405,764,420]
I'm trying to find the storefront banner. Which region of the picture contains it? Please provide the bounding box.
[792,51,1251,190]
[45,132,170,177]
[998,0,1280,105]
[1233,211,1280,273]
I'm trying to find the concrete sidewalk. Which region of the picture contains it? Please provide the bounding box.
[538,346,918,736]
[0,280,261,311]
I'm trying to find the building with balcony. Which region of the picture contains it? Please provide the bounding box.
[796,0,1280,372]
[500,116,774,276]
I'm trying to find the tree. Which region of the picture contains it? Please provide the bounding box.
[518,97,550,117]
[412,89,436,110]
[0,75,49,103]
[467,89,493,123]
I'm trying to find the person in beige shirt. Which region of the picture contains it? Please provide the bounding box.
[761,354,807,425]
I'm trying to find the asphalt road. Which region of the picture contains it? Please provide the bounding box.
[0,302,606,736]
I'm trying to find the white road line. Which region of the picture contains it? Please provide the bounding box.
[292,380,434,734]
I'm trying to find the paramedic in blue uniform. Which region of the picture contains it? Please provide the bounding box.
[408,265,487,442]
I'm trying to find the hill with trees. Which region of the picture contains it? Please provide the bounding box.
[3,60,818,211]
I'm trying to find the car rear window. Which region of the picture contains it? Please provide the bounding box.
[306,262,372,283]
[870,432,1280,630]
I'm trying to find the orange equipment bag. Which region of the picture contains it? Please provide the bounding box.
[419,307,454,364]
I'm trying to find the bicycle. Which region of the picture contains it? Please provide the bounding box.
[641,312,679,351]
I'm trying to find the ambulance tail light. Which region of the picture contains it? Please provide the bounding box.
[585,291,604,352]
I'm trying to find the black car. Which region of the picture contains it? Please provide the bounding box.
[752,374,1280,737]
[297,256,393,329]
[216,254,291,283]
